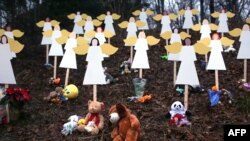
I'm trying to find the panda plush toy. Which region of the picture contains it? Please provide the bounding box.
[165,101,191,127]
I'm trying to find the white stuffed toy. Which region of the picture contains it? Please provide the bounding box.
[61,115,79,136]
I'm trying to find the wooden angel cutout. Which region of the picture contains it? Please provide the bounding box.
[97,11,121,35]
[83,16,102,42]
[211,9,235,36]
[36,17,59,66]
[124,31,159,78]
[179,6,199,34]
[205,33,234,89]
[118,17,146,61]
[229,24,250,81]
[132,8,154,30]
[43,24,70,78]
[153,11,177,34]
[0,25,24,59]
[67,11,88,35]
[74,38,118,101]
[166,38,210,109]
[58,32,88,87]
[85,27,115,45]
[192,19,218,62]
[0,35,18,85]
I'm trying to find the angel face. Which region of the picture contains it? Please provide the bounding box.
[6,26,12,31]
[138,31,146,38]
[243,24,250,31]
[86,16,92,21]
[96,27,103,33]
[185,38,191,45]
[0,35,8,44]
[70,32,76,38]
[45,17,50,22]
[107,11,111,15]
[173,28,178,34]
[163,11,169,15]
[171,101,184,112]
[186,6,190,10]
[141,8,145,12]
[90,38,100,46]
[212,33,220,40]
[221,9,225,13]
[54,25,60,31]
[202,19,209,25]
[77,11,80,15]
[129,17,135,23]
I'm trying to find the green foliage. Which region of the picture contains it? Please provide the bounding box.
[235,94,250,114]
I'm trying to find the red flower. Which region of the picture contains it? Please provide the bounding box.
[5,87,32,103]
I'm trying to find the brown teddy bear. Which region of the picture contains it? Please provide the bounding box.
[43,87,67,104]
[77,100,104,135]
[109,104,140,141]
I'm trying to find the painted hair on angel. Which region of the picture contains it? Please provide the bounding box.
[0,35,8,44]
[90,37,100,46]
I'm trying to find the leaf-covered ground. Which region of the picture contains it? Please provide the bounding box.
[1,19,250,141]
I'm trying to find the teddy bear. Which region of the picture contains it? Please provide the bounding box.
[165,101,191,127]
[109,103,140,141]
[43,87,67,104]
[77,100,105,135]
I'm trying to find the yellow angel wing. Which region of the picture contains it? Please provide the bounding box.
[8,38,24,53]
[211,12,220,18]
[118,21,128,29]
[56,36,68,44]
[198,37,211,45]
[0,29,5,36]
[192,24,201,31]
[226,11,235,18]
[146,36,160,46]
[61,29,70,37]
[229,28,242,37]
[193,42,211,55]
[169,13,177,20]
[42,30,53,37]
[124,36,137,46]
[73,45,89,55]
[112,13,121,20]
[77,37,88,45]
[67,13,76,20]
[77,20,85,26]
[153,14,162,21]
[209,23,218,31]
[101,43,118,55]
[246,18,250,24]
[192,9,199,15]
[221,37,234,46]
[51,20,60,26]
[136,20,146,28]
[85,31,96,38]
[81,13,88,19]
[132,10,140,16]
[97,14,106,21]
[104,30,115,38]
[178,9,185,15]
[93,19,102,26]
[12,30,24,38]
[36,20,45,27]
[146,9,154,16]
[165,42,182,53]
[180,32,191,40]
[160,31,172,40]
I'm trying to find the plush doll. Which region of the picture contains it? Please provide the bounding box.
[119,60,131,75]
[109,103,140,141]
[237,79,250,92]
[43,87,66,104]
[77,100,105,135]
[165,101,191,127]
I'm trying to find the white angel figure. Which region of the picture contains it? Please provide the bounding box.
[41,17,53,45]
[237,24,250,59]
[83,16,102,42]
[153,12,178,34]
[72,12,84,34]
[0,35,16,84]
[48,25,64,56]
[132,8,154,30]
[182,7,194,30]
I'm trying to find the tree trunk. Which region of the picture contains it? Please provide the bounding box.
[210,0,215,23]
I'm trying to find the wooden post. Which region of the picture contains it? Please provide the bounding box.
[166,40,169,55]
[184,84,189,110]
[108,38,110,44]
[173,61,177,86]
[93,85,97,101]
[46,45,49,64]
[187,29,189,35]
[205,54,208,63]
[64,68,70,87]
[222,32,224,37]
[244,59,247,81]
[215,70,219,90]
[53,56,57,79]
[139,69,143,79]
[4,84,9,123]
[130,46,133,61]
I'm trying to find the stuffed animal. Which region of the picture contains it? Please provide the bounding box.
[61,115,83,136]
[165,101,191,127]
[62,84,79,99]
[43,87,67,104]
[104,67,118,84]
[109,103,140,141]
[237,79,250,92]
[77,100,105,135]
[119,60,131,74]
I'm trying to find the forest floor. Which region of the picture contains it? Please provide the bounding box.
[1,20,250,141]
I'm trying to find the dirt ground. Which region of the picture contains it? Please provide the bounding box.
[0,21,250,141]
